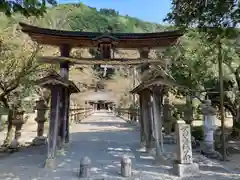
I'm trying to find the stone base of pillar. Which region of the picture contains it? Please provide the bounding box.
[172,162,199,177]
[32,136,47,146]
[56,136,63,150]
[9,139,20,149]
[146,147,155,155]
[201,143,223,160]
[44,158,56,169]
[140,141,145,149]
[154,154,172,166]
[63,141,71,149]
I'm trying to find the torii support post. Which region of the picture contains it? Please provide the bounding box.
[141,89,154,152]
[45,85,61,168]
[152,86,164,158]
[59,45,71,146]
[139,92,145,147]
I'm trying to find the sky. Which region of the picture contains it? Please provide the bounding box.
[57,0,172,24]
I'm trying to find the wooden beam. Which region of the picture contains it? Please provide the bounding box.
[37,56,166,65]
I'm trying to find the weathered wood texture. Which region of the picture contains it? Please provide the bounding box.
[19,22,182,48]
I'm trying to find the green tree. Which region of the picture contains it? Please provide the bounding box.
[0,26,42,144]
[0,0,57,16]
[0,0,57,17]
[165,0,240,160]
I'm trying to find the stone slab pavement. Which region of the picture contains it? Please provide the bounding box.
[0,111,239,180]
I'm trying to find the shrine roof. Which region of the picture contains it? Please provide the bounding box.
[130,77,181,94]
[19,23,183,48]
[80,90,116,102]
[35,72,80,93]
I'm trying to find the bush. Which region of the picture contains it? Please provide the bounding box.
[191,126,204,141]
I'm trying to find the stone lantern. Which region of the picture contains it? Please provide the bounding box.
[32,98,48,145]
[163,97,174,135]
[201,99,222,159]
[10,106,26,148]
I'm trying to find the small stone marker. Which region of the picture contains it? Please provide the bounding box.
[79,156,91,178]
[173,122,199,177]
[121,155,132,177]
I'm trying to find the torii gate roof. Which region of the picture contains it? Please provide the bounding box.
[19,22,183,48]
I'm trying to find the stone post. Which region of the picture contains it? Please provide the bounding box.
[32,99,48,145]
[79,156,91,178]
[73,104,77,123]
[201,99,222,159]
[173,122,199,177]
[121,155,132,177]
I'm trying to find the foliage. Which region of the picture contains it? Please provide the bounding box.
[0,0,57,17]
[165,0,239,33]
[166,31,215,94]
[191,126,204,141]
[0,24,41,107]
[99,8,119,16]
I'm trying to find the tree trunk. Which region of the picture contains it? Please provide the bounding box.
[185,94,193,125]
[3,108,13,146]
[231,107,240,138]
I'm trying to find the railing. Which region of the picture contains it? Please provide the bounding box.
[69,107,93,124]
[115,108,140,122]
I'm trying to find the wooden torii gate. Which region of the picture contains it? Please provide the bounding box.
[19,22,182,168]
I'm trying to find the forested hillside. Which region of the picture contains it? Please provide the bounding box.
[38,3,165,32]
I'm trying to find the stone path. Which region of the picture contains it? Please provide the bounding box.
[0,111,239,180]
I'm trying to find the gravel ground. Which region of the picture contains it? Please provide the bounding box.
[0,111,239,180]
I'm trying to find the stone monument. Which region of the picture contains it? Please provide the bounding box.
[163,98,176,144]
[173,122,199,177]
[32,98,48,145]
[201,99,222,160]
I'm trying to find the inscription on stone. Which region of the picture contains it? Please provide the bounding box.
[176,123,193,164]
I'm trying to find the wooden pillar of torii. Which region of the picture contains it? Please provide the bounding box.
[59,45,71,145]
[131,58,177,158]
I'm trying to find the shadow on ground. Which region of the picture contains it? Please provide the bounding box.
[0,112,239,180]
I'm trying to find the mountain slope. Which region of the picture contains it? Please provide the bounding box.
[36,3,166,32]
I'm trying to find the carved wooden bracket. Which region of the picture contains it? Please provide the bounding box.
[93,34,118,59]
